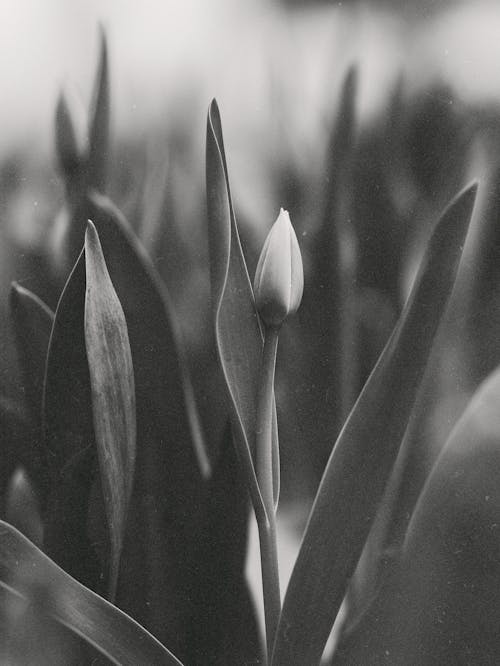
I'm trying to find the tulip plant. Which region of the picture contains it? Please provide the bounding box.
[1,28,500,666]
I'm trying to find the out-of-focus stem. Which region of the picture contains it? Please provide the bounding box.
[255,326,281,661]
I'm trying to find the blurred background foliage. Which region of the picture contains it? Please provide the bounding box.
[2,0,500,637]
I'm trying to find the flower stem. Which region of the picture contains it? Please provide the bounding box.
[255,326,281,661]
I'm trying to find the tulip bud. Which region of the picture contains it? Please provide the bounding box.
[254,208,304,328]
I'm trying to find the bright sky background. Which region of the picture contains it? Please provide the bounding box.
[2,0,500,156]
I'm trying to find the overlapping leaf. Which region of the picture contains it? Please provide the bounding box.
[0,520,183,665]
[272,184,477,665]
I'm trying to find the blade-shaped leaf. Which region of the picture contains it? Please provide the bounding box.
[272,183,478,666]
[88,26,110,192]
[10,283,54,422]
[206,99,279,517]
[0,520,183,665]
[84,221,136,601]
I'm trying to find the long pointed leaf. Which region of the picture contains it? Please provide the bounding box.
[206,99,279,518]
[0,520,182,665]
[272,183,477,665]
[84,221,136,601]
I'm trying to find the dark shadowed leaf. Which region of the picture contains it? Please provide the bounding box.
[272,184,477,666]
[206,99,279,518]
[43,250,102,591]
[0,521,183,665]
[188,424,262,665]
[319,65,359,423]
[10,283,54,421]
[285,66,359,498]
[88,26,110,192]
[84,221,136,601]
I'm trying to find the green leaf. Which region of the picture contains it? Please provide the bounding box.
[272,183,478,666]
[88,26,110,192]
[206,99,279,517]
[84,221,136,601]
[0,520,183,665]
[10,283,54,422]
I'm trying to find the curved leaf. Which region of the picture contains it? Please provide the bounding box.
[10,283,54,421]
[0,520,183,665]
[84,221,136,601]
[206,99,279,518]
[272,183,478,665]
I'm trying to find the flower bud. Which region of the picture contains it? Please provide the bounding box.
[254,208,304,327]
